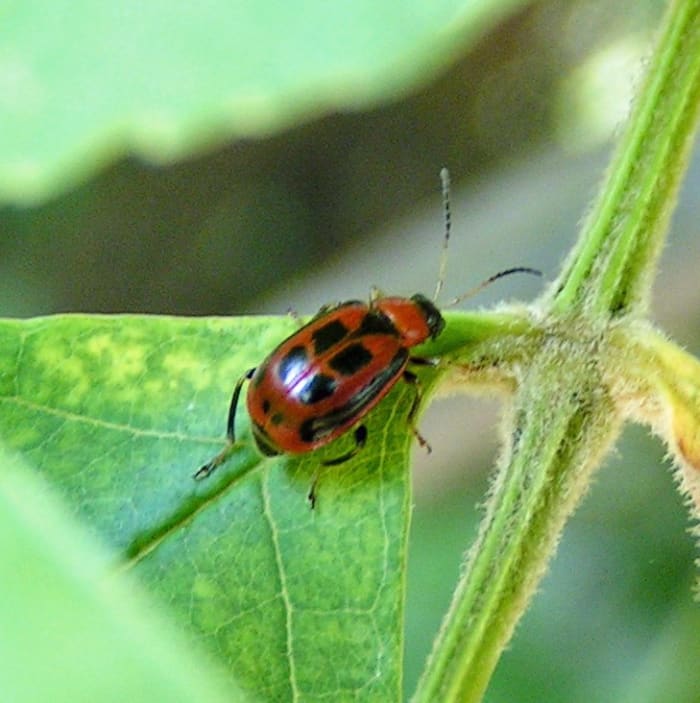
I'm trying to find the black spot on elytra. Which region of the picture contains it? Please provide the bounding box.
[252,423,280,456]
[329,343,373,376]
[296,348,409,444]
[299,419,318,444]
[299,417,336,444]
[270,412,284,426]
[312,319,349,355]
[357,310,396,336]
[298,373,337,404]
[261,399,271,414]
[277,345,308,385]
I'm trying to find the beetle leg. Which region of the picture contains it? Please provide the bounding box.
[310,302,342,321]
[407,356,439,368]
[308,425,368,508]
[402,367,432,453]
[368,286,386,305]
[193,367,256,480]
[286,307,304,328]
[307,470,321,510]
[226,367,256,440]
[322,425,368,467]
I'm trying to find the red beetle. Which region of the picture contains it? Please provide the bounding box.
[194,293,443,507]
[195,169,538,505]
[244,294,443,454]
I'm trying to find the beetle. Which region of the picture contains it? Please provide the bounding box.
[194,292,443,499]
[194,169,539,506]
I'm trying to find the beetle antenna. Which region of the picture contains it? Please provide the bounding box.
[433,167,451,302]
[446,267,542,308]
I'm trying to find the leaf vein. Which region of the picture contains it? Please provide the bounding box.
[261,469,301,701]
[1,395,221,443]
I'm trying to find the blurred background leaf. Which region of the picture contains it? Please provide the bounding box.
[0,444,245,702]
[2,0,698,701]
[0,0,530,203]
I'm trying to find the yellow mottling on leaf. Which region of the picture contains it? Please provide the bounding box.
[60,356,92,408]
[34,340,80,374]
[108,344,147,385]
[85,333,113,356]
[143,378,165,397]
[162,351,214,391]
[40,352,91,407]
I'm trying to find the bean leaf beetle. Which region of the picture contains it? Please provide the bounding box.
[195,169,539,506]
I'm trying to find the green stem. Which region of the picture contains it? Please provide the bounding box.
[413,343,623,702]
[414,1,700,700]
[550,0,700,317]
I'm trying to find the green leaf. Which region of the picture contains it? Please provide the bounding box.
[0,443,245,703]
[0,0,532,204]
[0,313,421,701]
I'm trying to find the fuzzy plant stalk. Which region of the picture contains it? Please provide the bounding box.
[413,1,700,701]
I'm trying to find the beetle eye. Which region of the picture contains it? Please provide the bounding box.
[410,294,445,339]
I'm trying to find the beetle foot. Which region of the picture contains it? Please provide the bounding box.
[412,427,432,454]
[193,442,233,480]
[307,484,317,510]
